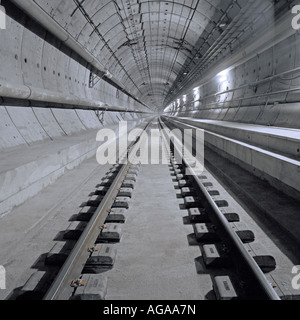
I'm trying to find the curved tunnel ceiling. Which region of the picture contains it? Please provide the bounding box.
[26,0,276,111]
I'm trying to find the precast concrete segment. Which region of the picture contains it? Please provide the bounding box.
[0,10,147,112]
[105,164,210,300]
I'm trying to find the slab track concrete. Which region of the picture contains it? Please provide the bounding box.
[105,164,211,300]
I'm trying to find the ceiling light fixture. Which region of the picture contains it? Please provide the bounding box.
[217,69,229,83]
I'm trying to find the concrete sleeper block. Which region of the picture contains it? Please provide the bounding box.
[174,169,183,174]
[236,230,255,243]
[45,241,75,266]
[86,195,103,207]
[223,213,240,222]
[208,190,220,196]
[184,196,202,208]
[76,210,94,222]
[117,188,133,198]
[105,173,117,179]
[181,187,194,197]
[176,174,184,180]
[215,200,229,208]
[203,182,213,187]
[213,276,238,300]
[202,244,232,268]
[194,223,219,242]
[109,208,126,215]
[112,197,130,209]
[124,174,137,182]
[100,179,113,187]
[189,208,210,223]
[22,271,47,292]
[129,164,140,171]
[90,244,117,265]
[96,224,122,243]
[20,271,56,300]
[63,221,86,240]
[105,213,126,223]
[70,274,108,300]
[94,186,109,196]
[178,179,188,188]
[122,180,135,189]
[253,255,276,273]
[83,245,117,274]
[127,168,139,175]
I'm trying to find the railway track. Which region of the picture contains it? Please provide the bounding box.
[14,117,288,300]
[159,118,280,300]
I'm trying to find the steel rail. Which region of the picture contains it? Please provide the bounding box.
[44,121,151,300]
[159,116,281,300]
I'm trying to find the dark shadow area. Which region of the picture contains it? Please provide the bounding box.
[204,146,300,265]
[53,231,68,241]
[204,290,216,300]
[187,233,200,246]
[179,203,187,210]
[31,254,49,271]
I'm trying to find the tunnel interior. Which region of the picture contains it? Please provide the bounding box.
[0,0,300,301]
[0,0,299,213]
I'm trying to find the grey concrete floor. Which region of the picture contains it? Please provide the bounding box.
[105,164,211,300]
[104,162,299,300]
[0,131,298,300]
[0,157,111,300]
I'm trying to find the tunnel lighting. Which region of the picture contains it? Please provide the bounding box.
[193,87,200,100]
[217,69,229,83]
[105,71,113,79]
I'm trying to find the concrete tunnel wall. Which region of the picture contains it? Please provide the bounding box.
[1,2,300,216]
[166,25,300,129]
[162,13,300,201]
[0,14,144,216]
[0,13,144,150]
[0,8,145,110]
